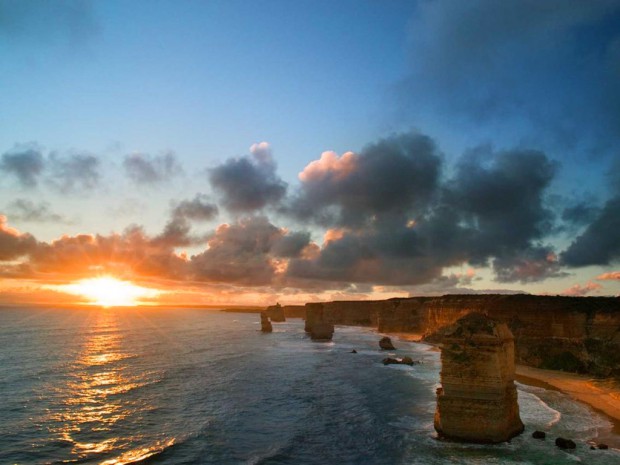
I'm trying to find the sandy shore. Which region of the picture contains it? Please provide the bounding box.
[516,365,620,447]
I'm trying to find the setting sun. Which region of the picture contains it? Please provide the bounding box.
[53,277,161,307]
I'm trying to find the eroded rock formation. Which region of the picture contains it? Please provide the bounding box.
[260,312,273,333]
[434,313,524,443]
[266,303,286,322]
[305,303,334,341]
[379,336,396,350]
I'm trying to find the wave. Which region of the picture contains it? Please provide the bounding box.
[98,438,177,465]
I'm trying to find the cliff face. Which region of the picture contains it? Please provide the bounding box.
[303,295,620,377]
[282,305,305,318]
[434,313,524,443]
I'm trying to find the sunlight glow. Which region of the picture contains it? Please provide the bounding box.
[54,277,161,307]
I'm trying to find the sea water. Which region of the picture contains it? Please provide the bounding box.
[1,307,619,465]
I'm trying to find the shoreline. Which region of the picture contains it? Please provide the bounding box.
[390,332,620,449]
[515,365,620,448]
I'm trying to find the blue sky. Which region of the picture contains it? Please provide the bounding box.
[1,0,619,305]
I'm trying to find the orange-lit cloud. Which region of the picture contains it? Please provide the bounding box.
[562,281,602,297]
[596,271,620,281]
[298,151,357,182]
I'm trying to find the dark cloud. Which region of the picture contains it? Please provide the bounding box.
[190,216,284,285]
[152,195,218,248]
[5,198,71,224]
[0,147,45,187]
[47,152,100,193]
[209,143,287,212]
[0,216,37,261]
[561,196,620,266]
[271,231,311,258]
[287,132,442,227]
[561,201,601,228]
[492,247,566,283]
[285,133,561,286]
[123,152,183,185]
[445,147,557,264]
[402,0,620,155]
[171,194,218,222]
[188,216,311,285]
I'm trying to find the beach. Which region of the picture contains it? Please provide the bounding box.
[516,365,620,448]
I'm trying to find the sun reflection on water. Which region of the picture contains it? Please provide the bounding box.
[46,310,169,461]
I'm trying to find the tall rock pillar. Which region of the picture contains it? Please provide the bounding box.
[434,313,524,443]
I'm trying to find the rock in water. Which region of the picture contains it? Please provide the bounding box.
[260,312,272,333]
[266,303,286,322]
[311,321,334,341]
[434,313,524,443]
[555,437,576,449]
[379,336,396,350]
[532,431,546,439]
[382,356,415,366]
[305,303,335,341]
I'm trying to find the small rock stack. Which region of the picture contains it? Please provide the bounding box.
[260,312,273,333]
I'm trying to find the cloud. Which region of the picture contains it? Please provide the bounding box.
[284,132,560,286]
[562,281,603,297]
[597,271,620,281]
[47,152,100,193]
[170,194,218,222]
[287,132,442,227]
[561,196,620,266]
[209,142,287,212]
[123,151,183,185]
[492,248,566,283]
[153,195,218,248]
[0,147,45,187]
[0,216,37,261]
[26,225,188,281]
[402,0,620,155]
[190,216,286,285]
[5,198,71,224]
[561,201,601,228]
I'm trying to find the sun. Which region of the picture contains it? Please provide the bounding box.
[55,277,161,307]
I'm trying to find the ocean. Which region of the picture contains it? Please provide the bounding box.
[1,307,619,465]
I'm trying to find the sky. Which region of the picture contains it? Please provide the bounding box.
[1,0,620,306]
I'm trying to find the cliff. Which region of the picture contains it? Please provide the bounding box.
[302,295,620,377]
[434,313,524,443]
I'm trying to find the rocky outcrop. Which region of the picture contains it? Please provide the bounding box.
[266,303,286,322]
[379,336,396,350]
[300,295,620,377]
[260,312,272,333]
[383,356,415,366]
[434,313,524,443]
[305,303,334,341]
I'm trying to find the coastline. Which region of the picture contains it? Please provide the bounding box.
[390,332,620,449]
[515,365,620,448]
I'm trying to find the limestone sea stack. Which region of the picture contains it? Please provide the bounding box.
[434,313,524,443]
[305,303,334,341]
[260,312,273,333]
[266,303,286,322]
